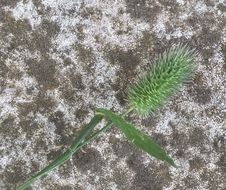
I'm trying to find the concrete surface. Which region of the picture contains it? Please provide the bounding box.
[0,0,226,189]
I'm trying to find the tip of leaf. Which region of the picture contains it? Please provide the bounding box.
[169,159,178,168]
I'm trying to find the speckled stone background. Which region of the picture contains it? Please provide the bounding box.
[0,0,226,190]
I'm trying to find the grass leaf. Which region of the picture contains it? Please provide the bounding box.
[96,108,176,167]
[16,114,103,190]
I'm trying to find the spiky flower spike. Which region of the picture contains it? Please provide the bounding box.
[128,44,196,117]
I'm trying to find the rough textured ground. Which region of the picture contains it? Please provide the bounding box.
[0,0,226,189]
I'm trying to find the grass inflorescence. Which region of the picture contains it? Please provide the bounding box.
[128,44,196,117]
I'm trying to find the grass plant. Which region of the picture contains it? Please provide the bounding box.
[17,44,196,190]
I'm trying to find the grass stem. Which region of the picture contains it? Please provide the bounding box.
[16,108,133,190]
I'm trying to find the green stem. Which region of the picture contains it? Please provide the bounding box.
[16,108,133,190]
[16,114,103,190]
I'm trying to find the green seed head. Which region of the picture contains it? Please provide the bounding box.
[128,44,197,117]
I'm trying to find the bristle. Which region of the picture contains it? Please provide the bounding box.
[128,44,197,117]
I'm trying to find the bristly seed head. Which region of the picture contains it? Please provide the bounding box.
[128,44,197,117]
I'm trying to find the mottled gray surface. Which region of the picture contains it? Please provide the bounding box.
[0,0,226,190]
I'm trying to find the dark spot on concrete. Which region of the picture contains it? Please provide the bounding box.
[19,118,37,139]
[80,7,102,21]
[1,11,59,56]
[30,20,60,54]
[34,93,56,113]
[45,183,74,190]
[213,135,226,153]
[127,153,171,190]
[191,87,212,104]
[73,148,104,174]
[170,130,189,158]
[0,116,20,139]
[18,93,55,116]
[201,28,222,45]
[111,15,134,35]
[217,153,226,173]
[60,84,77,103]
[193,72,205,87]
[141,115,159,129]
[74,45,95,71]
[40,19,60,38]
[189,127,208,148]
[186,13,201,31]
[49,111,72,146]
[3,160,27,189]
[57,185,73,190]
[187,12,224,65]
[204,106,226,122]
[125,0,148,19]
[204,0,215,7]
[112,141,137,158]
[6,66,23,82]
[221,44,226,67]
[47,149,63,161]
[125,0,161,21]
[0,61,9,78]
[0,0,18,7]
[31,160,40,173]
[58,160,74,178]
[187,25,223,62]
[158,0,180,13]
[26,86,36,95]
[62,57,73,66]
[217,3,226,12]
[32,1,47,16]
[222,63,226,72]
[183,176,198,189]
[59,73,84,104]
[107,49,140,75]
[1,12,32,49]
[152,133,168,147]
[214,135,226,174]
[17,93,57,140]
[200,48,214,66]
[69,73,85,90]
[32,0,43,9]
[18,102,34,118]
[112,88,127,106]
[114,91,127,106]
[134,32,154,59]
[106,48,140,105]
[11,160,40,188]
[74,25,86,41]
[34,137,48,151]
[205,106,216,118]
[74,185,85,190]
[75,108,89,121]
[0,61,8,92]
[27,57,59,90]
[200,168,226,190]
[112,169,132,190]
[189,157,205,171]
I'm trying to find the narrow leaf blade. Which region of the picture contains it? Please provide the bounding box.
[70,114,103,151]
[96,108,176,167]
[17,114,103,190]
